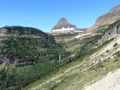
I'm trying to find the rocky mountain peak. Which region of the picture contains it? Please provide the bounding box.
[51,18,76,31]
[57,18,68,25]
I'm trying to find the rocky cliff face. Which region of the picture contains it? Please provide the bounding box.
[51,18,76,31]
[98,20,120,45]
[0,28,7,36]
[87,4,120,33]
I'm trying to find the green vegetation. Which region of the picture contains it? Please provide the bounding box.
[20,18,120,90]
[46,40,120,90]
[24,35,113,90]
[59,33,102,56]
[2,36,68,64]
[0,26,69,90]
[52,54,120,90]
[96,24,109,34]
[60,38,81,54]
[113,42,118,47]
[0,19,119,90]
[106,50,109,53]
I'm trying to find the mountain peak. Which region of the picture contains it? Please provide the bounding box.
[57,18,68,25]
[51,18,76,31]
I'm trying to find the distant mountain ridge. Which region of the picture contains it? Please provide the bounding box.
[87,4,120,33]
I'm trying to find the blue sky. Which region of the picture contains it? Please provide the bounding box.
[0,0,120,32]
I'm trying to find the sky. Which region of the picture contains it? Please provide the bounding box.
[0,0,120,32]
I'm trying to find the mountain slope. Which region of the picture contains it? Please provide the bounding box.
[23,35,119,90]
[23,19,120,90]
[87,4,120,33]
[84,68,120,90]
[0,26,69,90]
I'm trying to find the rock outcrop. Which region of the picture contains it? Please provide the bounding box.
[0,28,7,36]
[98,20,120,45]
[87,4,120,33]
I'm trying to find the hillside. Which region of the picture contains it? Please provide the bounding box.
[87,4,120,33]
[84,68,120,90]
[0,26,69,90]
[23,10,120,90]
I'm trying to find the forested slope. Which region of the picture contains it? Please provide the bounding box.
[0,26,69,90]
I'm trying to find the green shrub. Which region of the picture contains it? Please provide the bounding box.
[106,50,109,53]
[113,43,118,47]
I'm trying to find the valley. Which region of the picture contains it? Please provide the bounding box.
[0,3,120,90]
[24,20,120,90]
